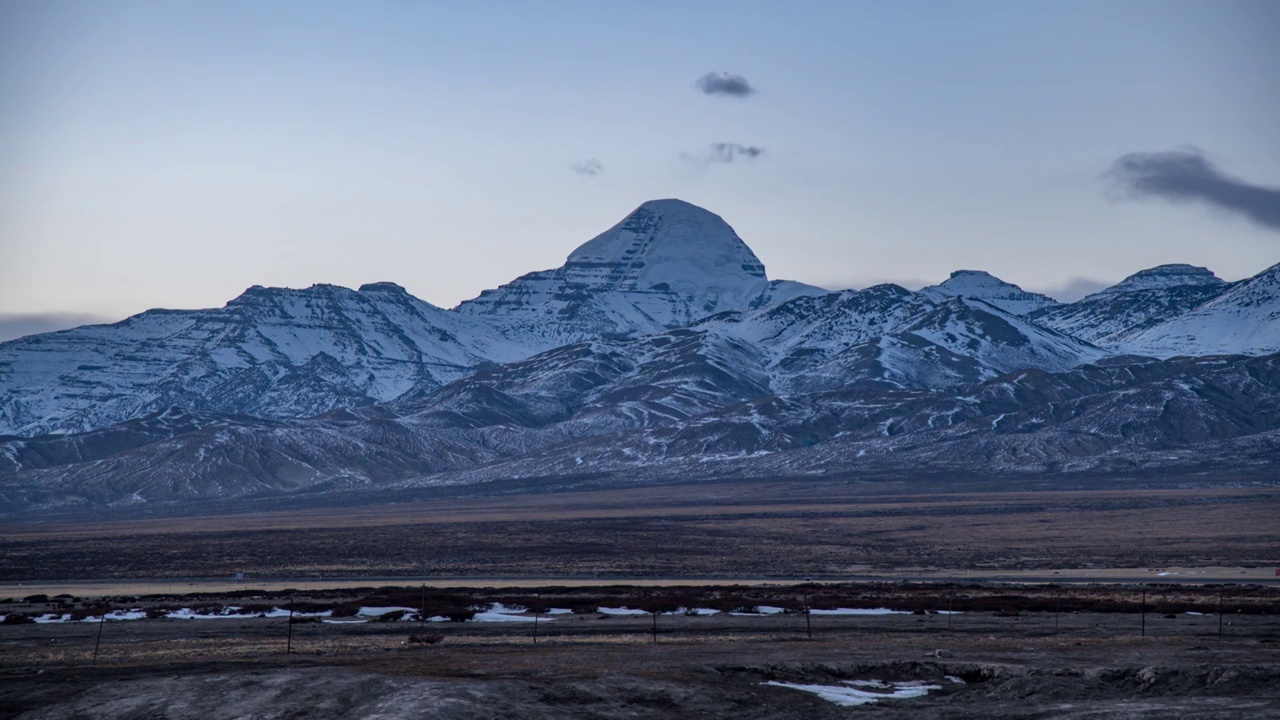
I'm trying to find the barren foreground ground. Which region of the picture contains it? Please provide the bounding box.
[3,599,1280,719]
[3,479,1278,717]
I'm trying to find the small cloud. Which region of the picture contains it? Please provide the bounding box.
[682,143,766,165]
[710,143,763,161]
[0,312,117,342]
[570,159,603,177]
[695,72,755,97]
[1107,148,1280,232]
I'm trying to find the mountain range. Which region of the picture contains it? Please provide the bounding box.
[2,199,1277,515]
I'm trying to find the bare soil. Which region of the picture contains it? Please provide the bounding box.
[3,603,1279,719]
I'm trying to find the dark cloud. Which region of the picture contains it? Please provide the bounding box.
[1108,148,1280,231]
[695,72,755,97]
[570,159,602,177]
[710,143,763,161]
[0,312,116,342]
[683,143,765,165]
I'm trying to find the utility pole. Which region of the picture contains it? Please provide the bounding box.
[286,597,295,655]
[651,610,658,643]
[419,584,427,633]
[1055,592,1060,634]
[947,595,953,631]
[92,606,107,666]
[1140,589,1146,638]
[803,593,812,641]
[533,593,540,644]
[1218,589,1224,641]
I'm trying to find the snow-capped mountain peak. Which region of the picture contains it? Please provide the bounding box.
[1030,263,1232,347]
[559,198,772,317]
[456,199,818,350]
[566,198,767,285]
[357,281,412,294]
[920,270,1059,315]
[2,197,1277,452]
[1092,264,1224,297]
[1117,262,1280,357]
[4,199,1280,512]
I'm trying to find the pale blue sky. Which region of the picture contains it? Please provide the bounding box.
[2,0,1277,337]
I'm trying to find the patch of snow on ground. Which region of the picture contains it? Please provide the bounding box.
[34,613,72,624]
[597,607,650,616]
[730,605,788,616]
[166,608,250,620]
[355,606,416,618]
[97,610,147,621]
[472,603,550,623]
[31,610,149,623]
[809,608,910,616]
[663,607,720,616]
[764,679,942,707]
[945,675,966,684]
[264,608,332,618]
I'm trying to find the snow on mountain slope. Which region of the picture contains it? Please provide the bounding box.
[721,285,993,391]
[455,199,825,351]
[921,270,1059,315]
[433,353,1280,486]
[0,283,516,436]
[3,192,1276,468]
[704,284,1099,392]
[1030,264,1228,346]
[0,329,778,510]
[717,284,931,350]
[4,342,1279,513]
[0,407,228,475]
[0,413,518,511]
[1115,262,1280,357]
[785,334,992,393]
[900,297,1104,374]
[395,328,772,435]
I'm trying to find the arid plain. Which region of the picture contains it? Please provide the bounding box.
[3,477,1278,718]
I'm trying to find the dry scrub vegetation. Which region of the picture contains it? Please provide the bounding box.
[2,482,1277,581]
